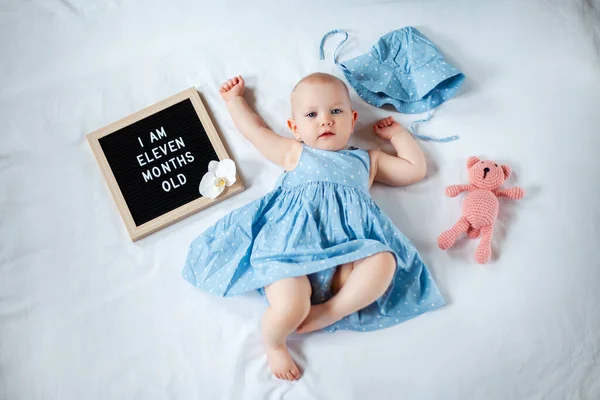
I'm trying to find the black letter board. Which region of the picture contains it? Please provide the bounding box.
[87,88,244,241]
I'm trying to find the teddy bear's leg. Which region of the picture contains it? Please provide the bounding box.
[438,217,470,250]
[475,225,493,264]
[467,227,481,238]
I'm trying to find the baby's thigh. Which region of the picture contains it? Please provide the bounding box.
[331,262,354,294]
[334,253,396,288]
[353,251,396,277]
[265,276,312,310]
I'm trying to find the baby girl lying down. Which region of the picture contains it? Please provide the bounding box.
[182,73,444,381]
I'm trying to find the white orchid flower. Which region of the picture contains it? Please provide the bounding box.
[199,159,237,199]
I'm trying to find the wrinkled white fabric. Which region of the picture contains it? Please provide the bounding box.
[1,1,599,399]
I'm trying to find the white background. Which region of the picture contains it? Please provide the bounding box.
[1,1,599,399]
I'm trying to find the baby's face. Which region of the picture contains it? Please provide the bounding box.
[288,81,358,151]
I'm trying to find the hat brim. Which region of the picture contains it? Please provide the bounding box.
[340,56,465,114]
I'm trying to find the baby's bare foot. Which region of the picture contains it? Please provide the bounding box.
[297,303,341,334]
[265,344,301,381]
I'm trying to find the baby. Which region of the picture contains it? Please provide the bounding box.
[182,73,444,381]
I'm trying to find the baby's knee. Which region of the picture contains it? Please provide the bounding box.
[377,252,397,277]
[270,292,311,321]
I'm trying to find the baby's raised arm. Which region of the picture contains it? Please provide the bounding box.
[220,76,299,170]
[368,116,427,186]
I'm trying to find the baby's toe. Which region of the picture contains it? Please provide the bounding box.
[290,366,300,380]
[285,371,294,381]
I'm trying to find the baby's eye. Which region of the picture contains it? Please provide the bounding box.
[331,109,342,115]
[306,112,317,118]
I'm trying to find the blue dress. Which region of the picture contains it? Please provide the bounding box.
[182,144,444,332]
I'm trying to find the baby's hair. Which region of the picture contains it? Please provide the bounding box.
[291,72,349,98]
[290,73,351,114]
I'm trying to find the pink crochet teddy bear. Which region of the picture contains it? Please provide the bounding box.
[438,156,524,264]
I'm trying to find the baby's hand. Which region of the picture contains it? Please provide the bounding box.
[373,116,409,141]
[219,76,245,102]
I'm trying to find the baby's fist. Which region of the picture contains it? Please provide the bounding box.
[373,116,408,140]
[220,76,245,101]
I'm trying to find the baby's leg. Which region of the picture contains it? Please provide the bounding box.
[262,276,311,381]
[297,252,396,334]
[331,262,353,295]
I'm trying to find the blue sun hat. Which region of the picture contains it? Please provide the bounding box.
[319,27,465,142]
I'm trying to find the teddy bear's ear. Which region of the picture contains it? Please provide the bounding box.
[501,165,512,179]
[467,156,480,168]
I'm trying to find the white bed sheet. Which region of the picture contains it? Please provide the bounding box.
[1,1,599,399]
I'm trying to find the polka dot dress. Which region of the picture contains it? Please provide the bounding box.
[182,144,444,332]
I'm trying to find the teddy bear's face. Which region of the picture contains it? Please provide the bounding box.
[467,157,511,190]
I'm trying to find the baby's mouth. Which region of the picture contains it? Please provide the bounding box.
[319,131,335,138]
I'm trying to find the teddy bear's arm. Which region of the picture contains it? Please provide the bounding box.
[493,187,524,200]
[445,184,475,197]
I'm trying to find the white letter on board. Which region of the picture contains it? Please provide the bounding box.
[156,126,167,140]
[160,161,172,175]
[152,147,163,161]
[151,126,167,143]
[175,154,186,167]
[142,170,153,182]
[137,154,146,167]
[174,137,185,149]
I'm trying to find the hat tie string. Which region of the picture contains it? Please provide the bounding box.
[319,29,348,65]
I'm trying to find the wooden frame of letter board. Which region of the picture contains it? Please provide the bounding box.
[87,88,245,241]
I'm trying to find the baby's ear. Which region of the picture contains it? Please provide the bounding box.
[287,118,297,132]
[501,164,512,179]
[467,156,480,168]
[287,118,301,139]
[350,110,359,132]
